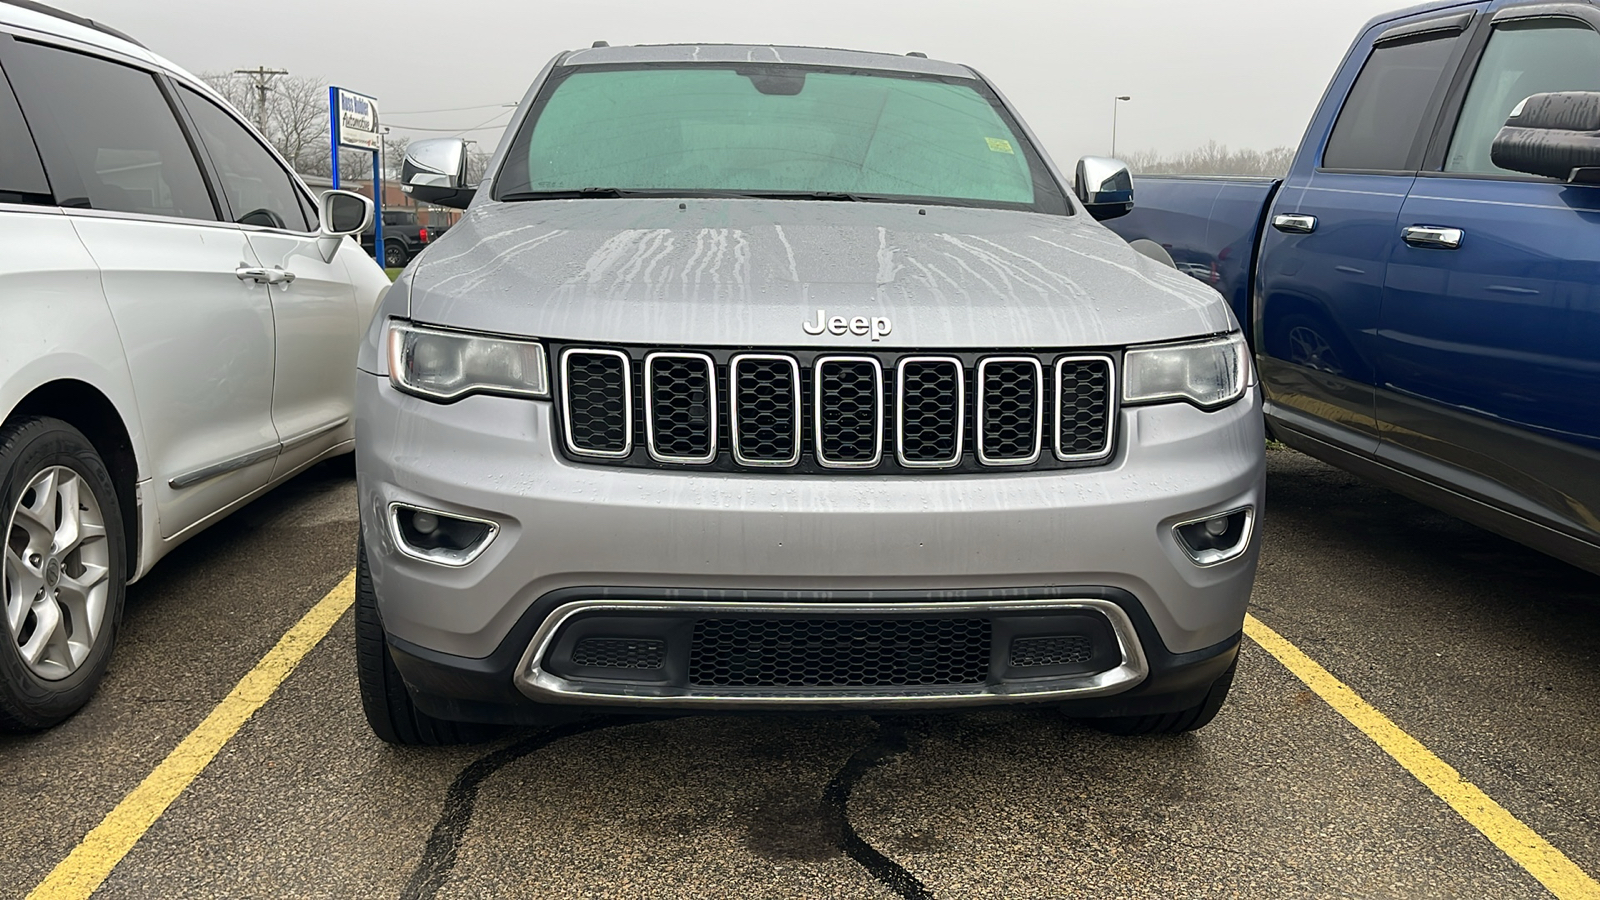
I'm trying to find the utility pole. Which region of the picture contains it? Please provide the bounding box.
[232,66,289,134]
[1112,95,1131,158]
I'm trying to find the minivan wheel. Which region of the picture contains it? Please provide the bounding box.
[354,537,500,746]
[383,240,405,268]
[1080,660,1236,736]
[0,417,126,732]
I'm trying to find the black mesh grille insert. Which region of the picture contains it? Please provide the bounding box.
[898,359,962,464]
[816,358,881,465]
[1057,359,1112,458]
[689,617,991,687]
[1010,635,1094,667]
[732,357,799,464]
[565,351,629,455]
[648,355,714,461]
[980,360,1041,462]
[571,638,668,669]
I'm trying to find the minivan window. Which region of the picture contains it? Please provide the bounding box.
[1324,32,1461,171]
[497,65,1067,213]
[1445,21,1600,175]
[0,64,50,204]
[8,41,214,220]
[176,86,312,231]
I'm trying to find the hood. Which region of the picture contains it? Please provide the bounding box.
[407,198,1232,349]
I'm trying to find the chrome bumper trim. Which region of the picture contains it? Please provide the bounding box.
[512,598,1149,708]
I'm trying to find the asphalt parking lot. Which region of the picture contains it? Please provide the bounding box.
[3,448,1597,899]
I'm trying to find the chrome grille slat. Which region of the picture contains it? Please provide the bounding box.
[561,348,632,458]
[1054,355,1116,462]
[645,351,716,464]
[730,354,803,467]
[895,356,964,468]
[976,356,1043,466]
[814,356,884,468]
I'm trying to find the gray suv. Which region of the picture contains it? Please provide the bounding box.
[354,44,1265,745]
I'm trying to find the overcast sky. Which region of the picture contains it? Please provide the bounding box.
[63,0,1403,164]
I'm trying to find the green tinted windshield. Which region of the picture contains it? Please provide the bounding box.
[497,65,1061,211]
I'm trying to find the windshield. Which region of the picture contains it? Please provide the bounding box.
[495,63,1069,214]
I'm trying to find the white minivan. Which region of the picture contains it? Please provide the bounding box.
[0,1,390,729]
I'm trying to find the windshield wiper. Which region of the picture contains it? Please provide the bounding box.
[499,188,654,201]
[499,188,895,203]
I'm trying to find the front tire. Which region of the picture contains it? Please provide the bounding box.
[0,417,126,732]
[1081,661,1236,736]
[354,536,498,746]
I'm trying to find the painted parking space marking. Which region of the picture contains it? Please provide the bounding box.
[26,570,357,900]
[1245,613,1600,900]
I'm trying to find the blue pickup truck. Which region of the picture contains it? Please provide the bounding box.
[1109,0,1600,575]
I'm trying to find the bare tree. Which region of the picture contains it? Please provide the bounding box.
[1122,141,1295,177]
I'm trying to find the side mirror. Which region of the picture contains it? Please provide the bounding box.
[1075,156,1134,221]
[402,138,476,209]
[315,190,373,262]
[1490,91,1600,182]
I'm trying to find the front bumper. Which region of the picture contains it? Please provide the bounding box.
[356,373,1263,712]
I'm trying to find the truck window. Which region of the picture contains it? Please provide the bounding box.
[0,63,50,205]
[1444,21,1600,175]
[497,64,1066,214]
[1324,33,1461,171]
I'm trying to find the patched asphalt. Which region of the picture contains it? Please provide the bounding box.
[2,448,1597,899]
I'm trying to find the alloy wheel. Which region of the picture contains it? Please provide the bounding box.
[3,466,111,681]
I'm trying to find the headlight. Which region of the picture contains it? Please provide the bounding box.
[386,320,549,401]
[1123,332,1249,410]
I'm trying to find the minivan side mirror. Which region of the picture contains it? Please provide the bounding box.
[315,189,374,262]
[1075,156,1135,221]
[402,138,476,209]
[1490,91,1600,182]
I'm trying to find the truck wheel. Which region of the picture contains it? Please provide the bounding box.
[0,417,126,732]
[354,537,499,746]
[1080,660,1236,736]
[383,240,406,269]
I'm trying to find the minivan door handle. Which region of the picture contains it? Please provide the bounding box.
[1402,225,1464,250]
[1271,213,1318,234]
[235,266,296,285]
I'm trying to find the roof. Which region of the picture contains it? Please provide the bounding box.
[0,0,143,48]
[559,43,975,79]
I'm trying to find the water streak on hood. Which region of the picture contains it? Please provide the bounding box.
[408,198,1232,349]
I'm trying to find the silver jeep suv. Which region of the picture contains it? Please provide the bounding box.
[354,44,1264,745]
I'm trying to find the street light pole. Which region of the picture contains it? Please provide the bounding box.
[1112,95,1131,158]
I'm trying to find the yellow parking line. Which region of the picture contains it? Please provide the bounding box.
[1245,613,1600,900]
[27,570,357,900]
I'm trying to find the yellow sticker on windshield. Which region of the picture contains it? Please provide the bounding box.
[985,137,1015,154]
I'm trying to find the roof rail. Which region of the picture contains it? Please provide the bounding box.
[3,0,145,48]
[906,51,928,58]
[592,40,609,48]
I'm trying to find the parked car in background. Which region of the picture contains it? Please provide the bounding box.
[362,208,448,268]
[1109,0,1600,576]
[0,0,390,730]
[354,43,1264,746]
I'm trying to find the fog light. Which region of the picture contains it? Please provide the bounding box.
[388,503,498,566]
[1173,507,1254,566]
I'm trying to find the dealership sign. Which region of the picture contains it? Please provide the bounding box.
[333,88,380,151]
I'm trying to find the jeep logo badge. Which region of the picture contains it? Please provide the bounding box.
[802,309,892,341]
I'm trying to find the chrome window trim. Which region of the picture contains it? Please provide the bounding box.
[514,598,1149,708]
[62,206,235,230]
[728,353,803,468]
[894,355,964,468]
[643,350,717,465]
[976,355,1044,467]
[1052,354,1118,463]
[0,201,62,216]
[560,347,634,459]
[813,354,884,469]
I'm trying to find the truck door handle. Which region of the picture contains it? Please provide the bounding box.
[1402,225,1463,250]
[1271,214,1318,234]
[235,266,296,285]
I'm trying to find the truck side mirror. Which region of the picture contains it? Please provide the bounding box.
[402,138,477,209]
[1490,91,1600,182]
[315,189,374,262]
[1075,156,1135,221]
